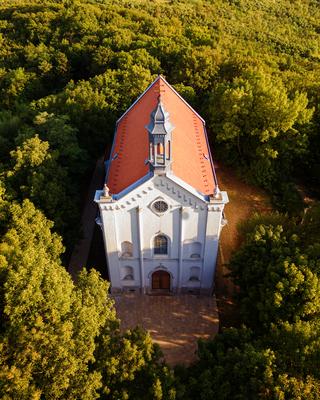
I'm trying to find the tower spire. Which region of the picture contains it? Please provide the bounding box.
[146,97,174,173]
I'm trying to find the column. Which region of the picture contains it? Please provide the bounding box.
[100,205,121,292]
[177,206,184,292]
[202,206,221,295]
[136,206,145,293]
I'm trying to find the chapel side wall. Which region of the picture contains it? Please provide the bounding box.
[99,207,122,292]
[201,206,223,294]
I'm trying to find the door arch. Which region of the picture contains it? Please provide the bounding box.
[152,270,171,291]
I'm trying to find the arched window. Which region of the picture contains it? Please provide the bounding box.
[154,235,168,255]
[121,241,133,258]
[121,266,134,281]
[156,143,165,165]
[189,266,200,282]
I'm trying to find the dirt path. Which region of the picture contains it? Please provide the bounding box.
[214,162,271,327]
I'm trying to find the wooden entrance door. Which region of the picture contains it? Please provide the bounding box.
[152,270,170,291]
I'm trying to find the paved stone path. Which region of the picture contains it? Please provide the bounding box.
[68,157,105,280]
[113,293,219,366]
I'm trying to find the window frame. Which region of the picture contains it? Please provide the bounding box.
[151,199,169,215]
[153,234,169,256]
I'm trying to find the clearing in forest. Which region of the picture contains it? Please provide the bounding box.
[84,160,271,364]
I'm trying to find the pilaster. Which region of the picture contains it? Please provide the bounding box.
[136,206,145,293]
[202,205,221,294]
[99,205,122,292]
[177,206,184,292]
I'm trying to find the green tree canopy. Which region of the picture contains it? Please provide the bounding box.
[176,324,320,400]
[0,199,174,399]
[4,135,76,240]
[206,69,313,190]
[229,222,320,328]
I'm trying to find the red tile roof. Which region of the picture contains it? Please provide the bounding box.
[106,76,216,196]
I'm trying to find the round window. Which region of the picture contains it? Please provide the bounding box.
[153,200,168,213]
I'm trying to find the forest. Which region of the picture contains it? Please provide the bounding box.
[0,0,320,398]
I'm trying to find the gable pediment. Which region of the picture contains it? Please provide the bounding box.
[96,174,208,211]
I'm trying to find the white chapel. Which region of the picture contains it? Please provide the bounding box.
[95,75,228,295]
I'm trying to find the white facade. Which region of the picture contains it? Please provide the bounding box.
[95,173,228,295]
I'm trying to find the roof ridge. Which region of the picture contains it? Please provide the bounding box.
[157,75,205,124]
[116,76,161,124]
[116,75,205,125]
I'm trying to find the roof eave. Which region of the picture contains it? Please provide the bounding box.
[203,125,219,188]
[111,171,154,200]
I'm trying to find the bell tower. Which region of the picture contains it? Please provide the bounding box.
[146,96,174,173]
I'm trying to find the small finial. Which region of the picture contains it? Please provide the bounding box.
[103,184,110,197]
[213,185,221,199]
[100,184,112,201]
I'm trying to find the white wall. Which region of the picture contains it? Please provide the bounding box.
[96,175,228,294]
